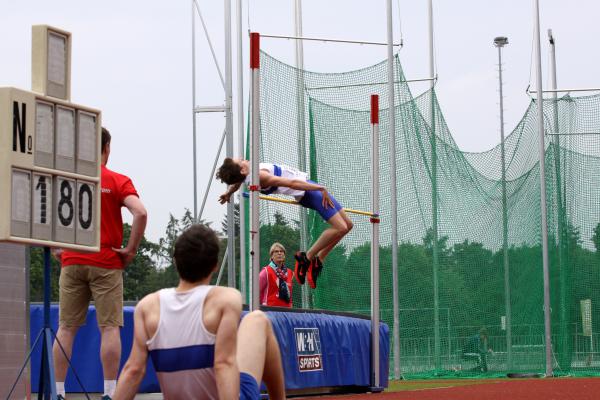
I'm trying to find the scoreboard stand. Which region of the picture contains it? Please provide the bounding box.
[2,26,101,400]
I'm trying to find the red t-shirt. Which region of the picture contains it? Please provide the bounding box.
[61,165,139,269]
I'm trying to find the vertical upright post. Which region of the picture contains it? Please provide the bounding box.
[428,0,441,370]
[386,0,401,379]
[192,0,198,222]
[41,247,57,399]
[224,0,236,288]
[494,36,513,369]
[294,0,310,309]
[549,29,568,368]
[236,0,247,300]
[370,95,381,388]
[533,0,553,377]
[249,32,261,310]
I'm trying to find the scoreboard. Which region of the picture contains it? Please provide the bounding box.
[0,26,101,251]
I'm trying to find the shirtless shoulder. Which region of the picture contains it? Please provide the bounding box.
[136,291,161,340]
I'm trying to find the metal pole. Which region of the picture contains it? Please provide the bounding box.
[294,0,311,309]
[236,0,247,301]
[225,0,236,288]
[549,29,568,369]
[198,130,227,221]
[192,0,198,222]
[386,0,401,379]
[494,36,513,369]
[250,32,261,310]
[42,247,57,398]
[370,94,381,388]
[428,0,441,371]
[533,0,553,377]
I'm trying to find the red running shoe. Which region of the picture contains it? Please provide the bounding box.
[294,251,309,285]
[307,257,323,289]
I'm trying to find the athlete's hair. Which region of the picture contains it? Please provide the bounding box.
[101,127,111,153]
[174,224,220,283]
[216,157,245,185]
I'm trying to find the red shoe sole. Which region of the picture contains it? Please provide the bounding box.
[306,260,316,289]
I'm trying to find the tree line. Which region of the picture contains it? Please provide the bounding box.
[30,206,600,345]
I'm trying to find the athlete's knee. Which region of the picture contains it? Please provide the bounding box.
[345,220,354,233]
[244,310,271,331]
[337,220,352,235]
[57,325,79,340]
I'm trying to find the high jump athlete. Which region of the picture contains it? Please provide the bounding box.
[216,158,353,289]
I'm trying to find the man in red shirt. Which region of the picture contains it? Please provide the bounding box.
[52,127,147,400]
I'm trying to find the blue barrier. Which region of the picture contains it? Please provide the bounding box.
[30,305,389,393]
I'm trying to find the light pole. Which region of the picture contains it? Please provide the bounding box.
[494,35,512,370]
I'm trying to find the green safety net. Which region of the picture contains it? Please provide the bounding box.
[244,50,600,379]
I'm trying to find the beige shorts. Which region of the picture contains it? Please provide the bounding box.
[59,265,123,327]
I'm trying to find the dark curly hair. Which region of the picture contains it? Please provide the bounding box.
[174,225,220,283]
[216,157,245,184]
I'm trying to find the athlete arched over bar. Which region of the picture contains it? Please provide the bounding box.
[217,158,353,289]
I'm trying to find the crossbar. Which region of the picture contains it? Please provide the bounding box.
[242,192,378,217]
[260,33,402,47]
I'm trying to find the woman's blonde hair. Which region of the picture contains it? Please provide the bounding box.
[269,242,286,257]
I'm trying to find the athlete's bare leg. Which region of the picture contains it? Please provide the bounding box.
[306,211,353,262]
[237,311,286,400]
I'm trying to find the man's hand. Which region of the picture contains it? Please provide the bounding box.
[219,193,231,204]
[112,246,137,267]
[51,248,63,261]
[321,189,334,209]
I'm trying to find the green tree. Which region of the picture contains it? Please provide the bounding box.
[29,247,61,302]
[592,222,600,255]
[155,209,213,288]
[121,223,161,301]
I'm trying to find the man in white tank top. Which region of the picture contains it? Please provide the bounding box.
[216,158,353,290]
[113,225,285,400]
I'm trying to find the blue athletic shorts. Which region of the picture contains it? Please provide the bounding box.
[239,372,260,400]
[299,180,343,221]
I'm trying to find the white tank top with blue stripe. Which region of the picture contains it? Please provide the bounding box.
[146,285,218,399]
[246,162,309,199]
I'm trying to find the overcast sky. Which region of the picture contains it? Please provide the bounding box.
[1,1,598,243]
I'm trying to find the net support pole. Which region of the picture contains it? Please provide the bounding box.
[533,0,553,377]
[428,0,441,371]
[495,37,513,370]
[250,32,261,311]
[549,29,568,369]
[294,0,311,309]
[370,95,381,388]
[236,0,247,301]
[225,0,236,288]
[191,0,198,221]
[386,0,401,379]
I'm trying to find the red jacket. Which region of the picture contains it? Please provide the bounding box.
[259,263,293,308]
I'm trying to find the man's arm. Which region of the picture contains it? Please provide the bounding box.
[212,288,243,400]
[112,298,151,400]
[113,195,148,266]
[219,182,242,204]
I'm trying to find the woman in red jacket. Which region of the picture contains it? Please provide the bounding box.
[259,243,293,307]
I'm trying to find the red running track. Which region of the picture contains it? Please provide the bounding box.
[300,378,600,400]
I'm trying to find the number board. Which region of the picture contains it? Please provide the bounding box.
[0,87,101,251]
